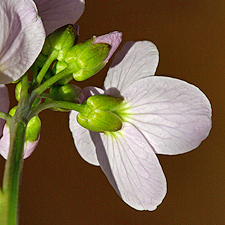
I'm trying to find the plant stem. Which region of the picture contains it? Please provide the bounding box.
[0,74,30,224]
[33,66,73,96]
[29,101,84,118]
[36,51,58,85]
[1,121,26,225]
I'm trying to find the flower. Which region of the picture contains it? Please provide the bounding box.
[0,0,85,84]
[0,125,40,160]
[0,0,85,158]
[0,0,45,84]
[34,0,85,36]
[94,31,123,62]
[69,41,212,210]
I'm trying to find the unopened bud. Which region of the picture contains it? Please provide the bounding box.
[26,116,41,142]
[77,95,124,132]
[42,24,78,60]
[8,107,41,142]
[64,37,111,81]
[47,84,82,111]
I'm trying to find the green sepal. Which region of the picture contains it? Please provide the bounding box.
[42,24,77,60]
[77,108,123,132]
[77,95,124,132]
[8,106,17,117]
[77,43,110,69]
[25,116,41,142]
[71,61,107,81]
[7,107,41,142]
[59,37,111,81]
[87,95,124,111]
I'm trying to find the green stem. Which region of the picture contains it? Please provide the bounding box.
[0,74,31,224]
[33,67,73,96]
[36,51,58,85]
[1,121,27,225]
[29,101,84,118]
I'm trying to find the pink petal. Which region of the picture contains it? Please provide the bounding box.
[0,0,45,84]
[104,41,159,95]
[34,0,85,35]
[69,110,99,166]
[93,123,167,210]
[0,84,9,136]
[69,87,104,166]
[0,125,39,159]
[122,76,212,155]
[95,31,122,62]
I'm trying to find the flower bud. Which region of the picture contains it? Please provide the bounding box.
[53,31,122,82]
[47,84,82,111]
[50,84,82,102]
[25,116,41,142]
[64,37,111,81]
[77,95,124,132]
[42,24,78,61]
[8,107,41,142]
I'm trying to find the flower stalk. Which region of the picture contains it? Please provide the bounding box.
[0,75,31,224]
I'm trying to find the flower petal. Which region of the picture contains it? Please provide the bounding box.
[104,41,159,95]
[95,31,122,61]
[123,76,212,155]
[0,84,9,136]
[93,123,167,210]
[69,86,104,166]
[34,0,85,35]
[0,0,45,84]
[0,125,39,159]
[69,110,99,166]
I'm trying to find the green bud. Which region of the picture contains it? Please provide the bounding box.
[77,95,124,132]
[50,84,82,102]
[47,84,82,111]
[7,107,41,142]
[15,82,22,101]
[9,106,17,117]
[77,109,122,132]
[42,24,77,60]
[58,84,82,102]
[25,116,41,142]
[62,37,111,81]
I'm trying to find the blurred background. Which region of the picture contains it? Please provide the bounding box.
[1,0,225,224]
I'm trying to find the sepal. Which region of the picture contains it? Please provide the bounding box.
[77,95,124,132]
[42,24,77,60]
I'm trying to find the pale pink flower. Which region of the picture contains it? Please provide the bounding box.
[0,125,39,159]
[95,31,122,62]
[34,0,85,35]
[69,41,212,210]
[0,0,45,84]
[0,0,85,158]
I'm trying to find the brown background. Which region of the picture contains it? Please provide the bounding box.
[1,0,225,224]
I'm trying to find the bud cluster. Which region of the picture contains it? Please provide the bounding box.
[39,24,111,83]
